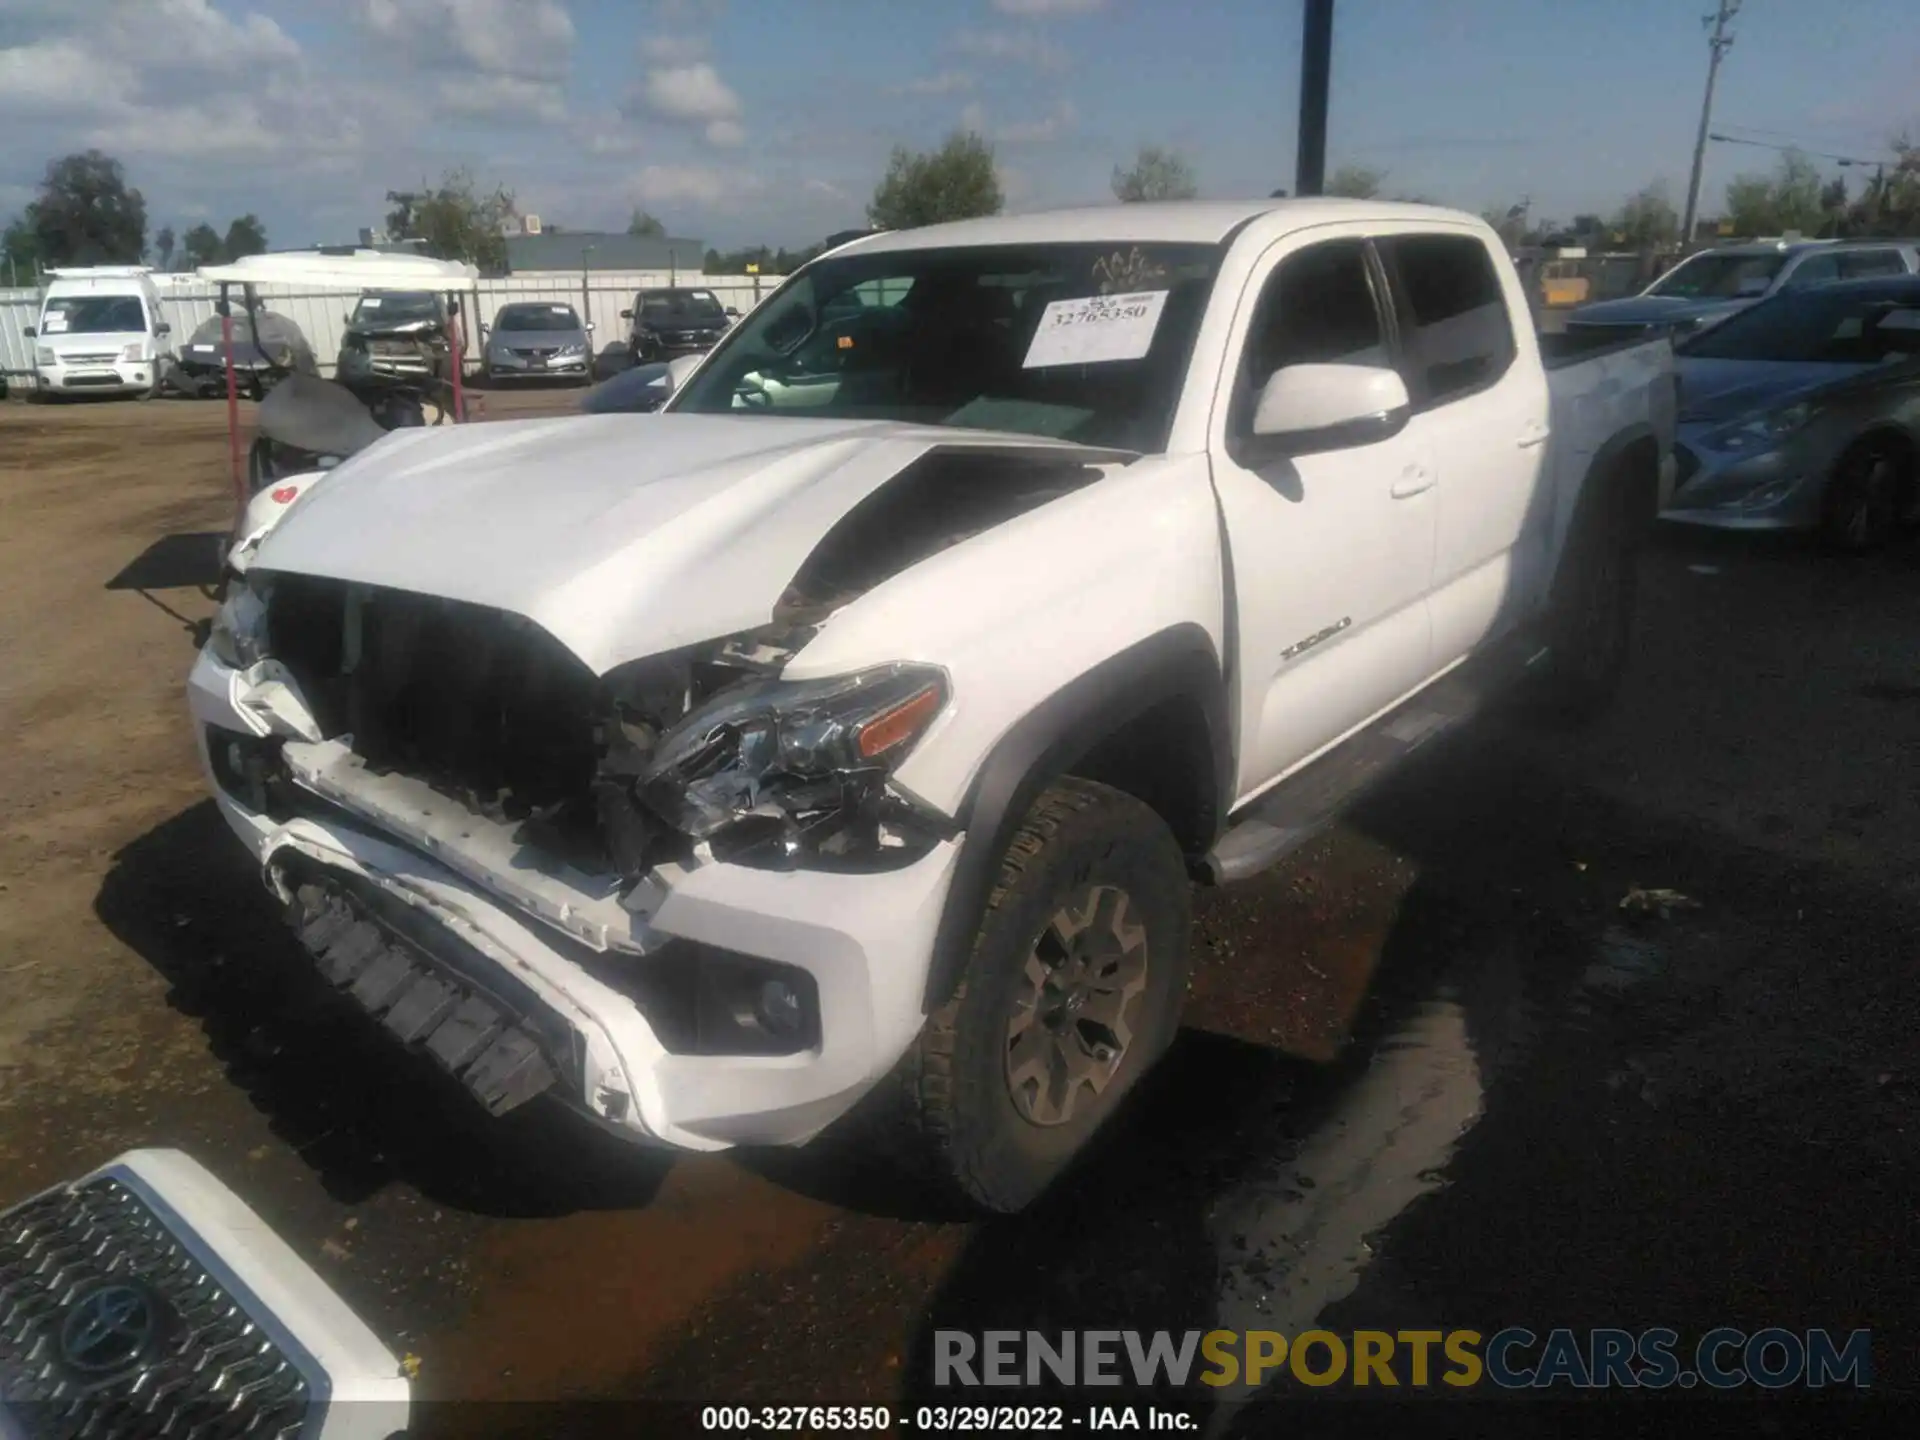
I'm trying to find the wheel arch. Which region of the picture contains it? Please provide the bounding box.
[921,623,1230,1013]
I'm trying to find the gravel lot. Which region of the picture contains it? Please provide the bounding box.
[2,390,1915,1434]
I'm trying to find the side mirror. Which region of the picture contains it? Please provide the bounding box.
[619,308,633,319]
[586,321,596,333]
[343,312,353,326]
[155,321,171,336]
[22,325,34,338]
[725,306,741,318]
[1247,363,1411,455]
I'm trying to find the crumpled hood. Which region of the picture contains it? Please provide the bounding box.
[1676,357,1870,425]
[1570,294,1750,330]
[251,413,1126,674]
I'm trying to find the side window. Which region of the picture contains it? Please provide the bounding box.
[1839,250,1905,280]
[1380,234,1516,406]
[1784,253,1841,288]
[1233,239,1384,428]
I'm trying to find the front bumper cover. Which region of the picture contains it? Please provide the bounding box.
[188,648,961,1152]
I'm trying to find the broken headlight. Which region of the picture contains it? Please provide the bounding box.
[207,583,270,669]
[638,664,948,865]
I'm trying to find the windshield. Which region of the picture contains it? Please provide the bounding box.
[669,241,1224,451]
[40,295,147,335]
[638,289,727,324]
[496,303,581,332]
[1677,286,1920,364]
[352,292,442,326]
[1648,252,1787,300]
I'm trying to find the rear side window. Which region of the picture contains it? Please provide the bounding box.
[1839,249,1907,279]
[1784,253,1841,288]
[1379,234,1516,406]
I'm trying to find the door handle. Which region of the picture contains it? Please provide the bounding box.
[1391,465,1435,499]
[1517,422,1550,449]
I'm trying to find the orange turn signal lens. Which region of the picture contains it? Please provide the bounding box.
[855,683,943,760]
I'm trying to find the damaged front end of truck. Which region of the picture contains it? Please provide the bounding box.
[191,416,1132,1142]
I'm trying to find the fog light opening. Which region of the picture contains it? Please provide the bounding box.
[756,979,804,1038]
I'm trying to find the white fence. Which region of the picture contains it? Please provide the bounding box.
[0,269,786,379]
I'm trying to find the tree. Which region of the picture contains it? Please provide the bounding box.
[3,215,41,282]
[1851,132,1920,235]
[1481,197,1531,246]
[1722,149,1826,237]
[868,131,1003,230]
[627,208,666,238]
[222,214,267,261]
[25,150,146,266]
[1111,146,1198,203]
[386,168,518,273]
[1325,164,1384,200]
[1611,182,1678,251]
[153,225,176,271]
[180,222,224,270]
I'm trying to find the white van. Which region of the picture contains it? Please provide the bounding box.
[26,266,173,398]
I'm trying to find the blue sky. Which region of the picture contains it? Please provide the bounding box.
[2,0,1915,255]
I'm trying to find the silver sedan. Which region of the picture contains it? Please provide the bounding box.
[481,301,595,385]
[1666,276,1920,550]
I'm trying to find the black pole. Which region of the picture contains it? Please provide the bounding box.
[1295,0,1334,196]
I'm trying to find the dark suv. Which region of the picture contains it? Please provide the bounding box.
[620,287,737,364]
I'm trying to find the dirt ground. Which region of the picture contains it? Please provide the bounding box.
[2,391,1917,1435]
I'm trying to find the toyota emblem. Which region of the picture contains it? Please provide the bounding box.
[57,1281,169,1380]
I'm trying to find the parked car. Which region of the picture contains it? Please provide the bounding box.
[1567,239,1919,338]
[164,307,318,398]
[621,286,737,364]
[1664,273,1920,549]
[482,300,595,384]
[1,1149,409,1438]
[336,289,453,385]
[23,266,172,400]
[191,200,1674,1213]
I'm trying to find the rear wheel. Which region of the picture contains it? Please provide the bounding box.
[1527,464,1640,724]
[890,778,1192,1213]
[1821,436,1909,553]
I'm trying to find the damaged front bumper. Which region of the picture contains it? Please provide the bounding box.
[188,647,961,1152]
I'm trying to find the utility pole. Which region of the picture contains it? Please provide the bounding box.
[1681,0,1741,247]
[1295,0,1334,197]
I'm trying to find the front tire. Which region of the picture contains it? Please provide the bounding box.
[893,778,1192,1213]
[1821,436,1908,553]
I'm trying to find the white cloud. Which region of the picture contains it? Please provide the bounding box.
[353,0,574,82]
[630,163,759,207]
[890,70,975,97]
[995,100,1078,144]
[954,28,1068,71]
[992,0,1107,13]
[642,33,708,64]
[643,62,742,122]
[804,178,849,201]
[705,118,747,147]
[438,74,568,124]
[960,101,987,133]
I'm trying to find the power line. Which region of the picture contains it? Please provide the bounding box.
[1681,0,1741,244]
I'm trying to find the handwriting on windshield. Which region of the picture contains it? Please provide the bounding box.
[1091,247,1167,295]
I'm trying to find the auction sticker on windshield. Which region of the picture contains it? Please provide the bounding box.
[1024,289,1169,368]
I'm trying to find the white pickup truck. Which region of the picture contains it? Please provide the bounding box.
[190,200,1675,1212]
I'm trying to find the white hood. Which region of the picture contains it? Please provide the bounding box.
[251,412,1125,674]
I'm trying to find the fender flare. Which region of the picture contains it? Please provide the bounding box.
[921,623,1230,1013]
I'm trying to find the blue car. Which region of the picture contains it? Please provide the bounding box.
[1665,274,1920,549]
[1568,240,1918,339]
